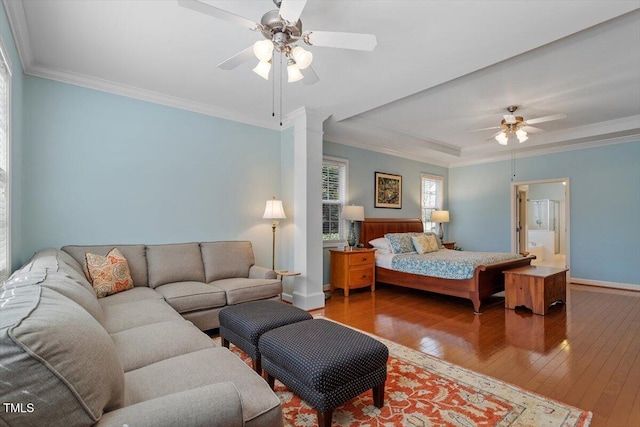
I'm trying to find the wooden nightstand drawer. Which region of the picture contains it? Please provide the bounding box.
[348,252,374,266]
[349,267,374,287]
[329,248,376,297]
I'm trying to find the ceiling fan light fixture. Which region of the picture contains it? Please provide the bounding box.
[287,62,304,82]
[496,132,508,145]
[253,60,272,80]
[291,46,313,69]
[516,129,528,143]
[253,40,274,62]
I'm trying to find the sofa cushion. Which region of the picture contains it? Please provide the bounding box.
[147,243,205,288]
[124,347,282,427]
[101,298,183,333]
[201,241,255,282]
[0,285,124,426]
[110,320,215,372]
[212,278,282,305]
[155,281,227,313]
[98,286,163,306]
[85,248,135,298]
[63,244,148,287]
[39,271,105,323]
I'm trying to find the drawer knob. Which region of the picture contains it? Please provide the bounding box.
[362,257,367,261]
[361,274,367,279]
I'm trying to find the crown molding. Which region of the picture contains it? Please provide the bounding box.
[448,133,640,168]
[3,0,31,72]
[24,64,283,131]
[323,133,451,168]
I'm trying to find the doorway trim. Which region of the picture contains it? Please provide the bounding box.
[510,178,570,278]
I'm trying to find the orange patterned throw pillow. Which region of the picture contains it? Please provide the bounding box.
[84,248,134,298]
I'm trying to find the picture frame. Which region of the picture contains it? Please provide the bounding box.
[375,172,402,209]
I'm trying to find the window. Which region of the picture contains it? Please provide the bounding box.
[322,157,347,243]
[0,42,10,280]
[421,174,443,233]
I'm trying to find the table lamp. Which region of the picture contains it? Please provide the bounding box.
[342,205,365,249]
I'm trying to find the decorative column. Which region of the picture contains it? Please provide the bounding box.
[286,107,328,310]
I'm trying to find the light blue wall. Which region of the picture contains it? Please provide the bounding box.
[2,2,25,272]
[322,140,448,284]
[21,76,282,268]
[449,142,640,286]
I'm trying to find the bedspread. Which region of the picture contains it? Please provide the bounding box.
[390,250,523,280]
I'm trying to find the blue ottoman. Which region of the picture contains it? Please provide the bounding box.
[259,319,389,427]
[219,300,312,375]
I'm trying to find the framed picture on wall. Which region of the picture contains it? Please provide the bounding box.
[375,172,402,209]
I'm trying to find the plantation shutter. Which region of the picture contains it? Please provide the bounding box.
[421,174,443,233]
[322,159,346,242]
[0,53,9,280]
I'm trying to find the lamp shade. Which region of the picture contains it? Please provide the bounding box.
[342,205,365,221]
[263,199,286,220]
[431,210,450,223]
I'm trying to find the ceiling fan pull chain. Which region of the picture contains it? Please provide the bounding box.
[279,52,283,126]
[272,50,275,119]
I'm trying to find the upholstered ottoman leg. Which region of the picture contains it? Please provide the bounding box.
[317,410,333,427]
[222,337,230,348]
[373,382,385,407]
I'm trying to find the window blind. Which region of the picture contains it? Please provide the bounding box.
[421,174,443,233]
[322,159,347,241]
[0,50,9,280]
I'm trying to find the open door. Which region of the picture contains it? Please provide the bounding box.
[511,179,570,272]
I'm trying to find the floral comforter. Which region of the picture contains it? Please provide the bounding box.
[390,250,523,280]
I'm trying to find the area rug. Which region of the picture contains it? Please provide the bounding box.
[214,320,591,427]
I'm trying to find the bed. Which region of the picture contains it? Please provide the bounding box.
[361,218,535,314]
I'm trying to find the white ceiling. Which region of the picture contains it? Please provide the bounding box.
[4,0,640,166]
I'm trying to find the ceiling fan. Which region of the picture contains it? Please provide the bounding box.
[178,0,377,85]
[478,106,567,145]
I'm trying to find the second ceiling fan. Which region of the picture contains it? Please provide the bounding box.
[479,106,567,145]
[178,0,378,84]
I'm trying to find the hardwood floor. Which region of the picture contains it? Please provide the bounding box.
[313,283,640,427]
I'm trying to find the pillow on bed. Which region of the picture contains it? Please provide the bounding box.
[418,231,445,249]
[369,237,392,253]
[412,234,439,254]
[384,233,416,254]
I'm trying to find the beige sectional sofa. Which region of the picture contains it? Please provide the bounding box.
[0,241,284,427]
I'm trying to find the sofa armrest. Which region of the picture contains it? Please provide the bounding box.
[249,265,277,280]
[96,382,243,427]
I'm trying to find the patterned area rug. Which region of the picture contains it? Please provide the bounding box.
[215,320,591,427]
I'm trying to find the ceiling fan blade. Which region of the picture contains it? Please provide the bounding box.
[471,125,501,132]
[279,0,307,23]
[485,131,503,142]
[521,125,545,134]
[303,31,377,51]
[525,113,567,125]
[217,46,255,70]
[301,66,319,85]
[178,0,260,31]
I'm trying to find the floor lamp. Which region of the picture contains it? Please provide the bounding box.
[263,197,286,271]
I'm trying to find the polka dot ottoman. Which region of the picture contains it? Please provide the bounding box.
[219,300,313,375]
[259,319,389,427]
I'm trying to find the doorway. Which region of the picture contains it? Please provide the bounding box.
[511,179,570,271]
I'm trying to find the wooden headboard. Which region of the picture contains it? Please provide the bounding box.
[361,218,424,247]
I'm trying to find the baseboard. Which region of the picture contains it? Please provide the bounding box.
[571,277,639,292]
[323,283,330,292]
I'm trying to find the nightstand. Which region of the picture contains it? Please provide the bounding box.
[329,248,376,297]
[442,241,456,250]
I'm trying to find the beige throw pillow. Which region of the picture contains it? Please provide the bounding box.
[85,248,134,298]
[411,234,440,254]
